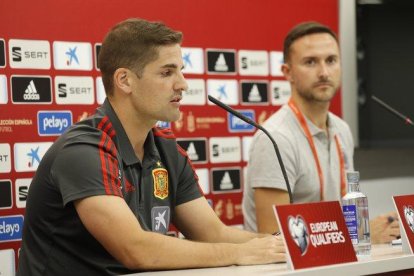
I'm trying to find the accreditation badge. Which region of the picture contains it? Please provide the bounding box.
[152,168,169,200]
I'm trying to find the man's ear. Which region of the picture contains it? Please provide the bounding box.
[113,68,133,94]
[281,63,293,83]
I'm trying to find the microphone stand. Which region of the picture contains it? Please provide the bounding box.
[208,95,294,203]
[371,95,414,126]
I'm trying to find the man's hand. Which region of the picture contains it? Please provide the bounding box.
[236,235,286,265]
[370,211,400,244]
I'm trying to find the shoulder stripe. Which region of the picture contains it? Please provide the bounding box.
[98,116,116,138]
[177,144,204,196]
[98,127,122,197]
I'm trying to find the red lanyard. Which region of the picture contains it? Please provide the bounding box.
[288,99,346,200]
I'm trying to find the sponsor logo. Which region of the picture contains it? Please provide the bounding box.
[242,136,253,162]
[156,121,171,128]
[0,180,12,209]
[209,137,241,163]
[151,206,170,234]
[270,51,284,76]
[206,49,236,74]
[228,110,255,133]
[404,205,414,233]
[0,249,15,276]
[11,75,52,104]
[182,47,204,74]
[9,39,51,69]
[152,167,169,200]
[207,79,238,105]
[14,142,53,172]
[182,79,206,105]
[195,168,209,195]
[211,168,241,193]
[96,77,106,104]
[0,215,24,242]
[177,138,207,163]
[53,41,93,70]
[15,178,31,208]
[0,39,5,67]
[240,81,269,105]
[238,50,269,76]
[55,76,94,104]
[37,111,72,136]
[0,144,11,173]
[271,80,291,106]
[288,215,310,255]
[95,43,101,70]
[0,75,7,104]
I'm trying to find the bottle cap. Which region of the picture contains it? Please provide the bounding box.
[346,171,360,183]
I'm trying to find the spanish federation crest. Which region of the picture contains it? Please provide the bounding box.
[152,167,169,199]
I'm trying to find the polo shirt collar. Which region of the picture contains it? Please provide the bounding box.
[101,99,159,166]
[304,112,338,137]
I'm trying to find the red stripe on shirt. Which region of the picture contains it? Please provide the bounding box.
[153,127,176,139]
[97,117,121,196]
[98,133,112,195]
[177,144,204,196]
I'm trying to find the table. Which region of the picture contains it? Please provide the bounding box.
[131,244,414,276]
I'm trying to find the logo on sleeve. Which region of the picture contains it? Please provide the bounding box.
[151,206,170,234]
[152,165,169,200]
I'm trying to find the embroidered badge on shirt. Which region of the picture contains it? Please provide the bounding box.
[151,206,170,234]
[153,166,169,200]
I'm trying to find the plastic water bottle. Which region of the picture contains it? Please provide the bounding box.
[342,171,371,257]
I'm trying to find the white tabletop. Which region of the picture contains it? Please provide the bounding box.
[130,244,414,276]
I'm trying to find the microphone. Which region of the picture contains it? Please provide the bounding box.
[371,95,414,126]
[208,95,294,204]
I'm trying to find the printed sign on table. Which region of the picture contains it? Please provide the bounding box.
[393,194,414,254]
[273,201,357,270]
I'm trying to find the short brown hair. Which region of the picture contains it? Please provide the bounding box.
[283,22,338,63]
[98,18,183,96]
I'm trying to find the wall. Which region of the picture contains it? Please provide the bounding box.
[0,0,339,272]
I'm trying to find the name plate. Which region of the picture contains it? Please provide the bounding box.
[393,194,414,254]
[273,201,357,269]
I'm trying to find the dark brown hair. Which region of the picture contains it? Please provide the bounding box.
[283,22,338,63]
[98,18,183,96]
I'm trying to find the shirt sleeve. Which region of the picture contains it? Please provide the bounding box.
[174,146,203,206]
[247,130,298,192]
[51,132,123,206]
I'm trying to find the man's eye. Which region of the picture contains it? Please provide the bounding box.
[326,57,337,65]
[304,59,316,66]
[161,70,172,77]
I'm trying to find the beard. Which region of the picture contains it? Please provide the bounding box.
[296,79,339,103]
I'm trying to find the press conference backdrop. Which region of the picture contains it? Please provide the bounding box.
[0,0,340,271]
